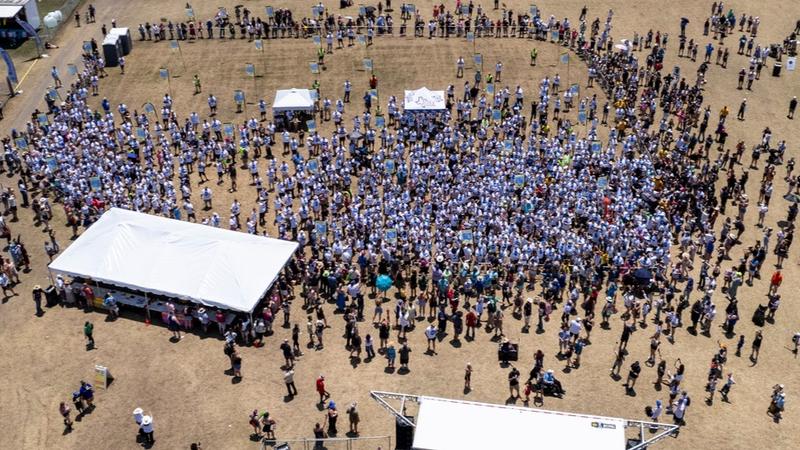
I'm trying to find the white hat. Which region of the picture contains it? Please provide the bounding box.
[141,415,152,426]
[133,407,143,416]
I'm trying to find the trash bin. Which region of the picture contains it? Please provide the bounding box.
[773,62,782,77]
[44,285,59,307]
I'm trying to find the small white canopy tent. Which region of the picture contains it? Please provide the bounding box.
[403,87,445,111]
[411,397,626,450]
[48,208,298,313]
[272,88,314,112]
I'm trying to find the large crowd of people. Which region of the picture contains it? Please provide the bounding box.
[4,1,798,445]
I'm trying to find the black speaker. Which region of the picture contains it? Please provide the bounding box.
[395,416,414,450]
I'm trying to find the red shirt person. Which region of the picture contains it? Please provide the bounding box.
[316,375,330,404]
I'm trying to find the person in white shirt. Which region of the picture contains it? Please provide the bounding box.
[140,415,154,445]
[425,324,437,353]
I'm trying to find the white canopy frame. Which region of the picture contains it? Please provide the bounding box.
[371,391,680,450]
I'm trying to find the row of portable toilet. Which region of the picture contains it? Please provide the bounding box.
[102,27,132,67]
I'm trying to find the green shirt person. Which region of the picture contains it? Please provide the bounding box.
[530,48,538,65]
[84,321,94,348]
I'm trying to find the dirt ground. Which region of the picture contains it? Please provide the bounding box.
[1,1,799,449]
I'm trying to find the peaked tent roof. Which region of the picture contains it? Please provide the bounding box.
[273,88,314,112]
[48,208,298,313]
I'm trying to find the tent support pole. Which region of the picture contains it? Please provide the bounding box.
[144,291,150,322]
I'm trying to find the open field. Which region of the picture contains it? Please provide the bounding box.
[0,1,799,449]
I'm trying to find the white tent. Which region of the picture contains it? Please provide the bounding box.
[403,87,445,111]
[272,88,314,112]
[413,397,625,450]
[0,0,40,29]
[48,208,298,313]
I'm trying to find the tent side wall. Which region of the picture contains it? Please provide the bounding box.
[24,0,40,29]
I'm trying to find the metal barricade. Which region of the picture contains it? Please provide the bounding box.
[261,435,391,450]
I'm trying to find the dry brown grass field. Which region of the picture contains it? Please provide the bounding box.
[0,1,798,449]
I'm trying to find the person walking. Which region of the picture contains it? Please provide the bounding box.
[789,96,797,119]
[284,368,298,397]
[720,372,736,401]
[316,375,330,404]
[464,363,472,391]
[193,75,202,94]
[84,321,94,350]
[737,99,747,120]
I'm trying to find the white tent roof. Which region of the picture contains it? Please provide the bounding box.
[413,397,625,450]
[0,4,22,18]
[403,87,445,111]
[272,88,314,112]
[48,208,298,313]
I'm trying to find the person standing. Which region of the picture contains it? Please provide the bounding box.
[326,403,339,437]
[625,361,642,390]
[425,324,437,353]
[0,272,16,299]
[508,366,521,398]
[789,96,797,119]
[84,321,94,350]
[364,334,375,359]
[456,57,465,78]
[140,415,154,445]
[737,99,746,120]
[399,342,411,370]
[280,339,294,368]
[60,402,73,432]
[673,392,690,425]
[464,363,472,391]
[284,367,298,397]
[167,313,182,340]
[133,408,145,442]
[750,330,763,362]
[313,422,326,448]
[32,285,44,316]
[79,381,94,408]
[51,67,62,87]
[346,402,360,435]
